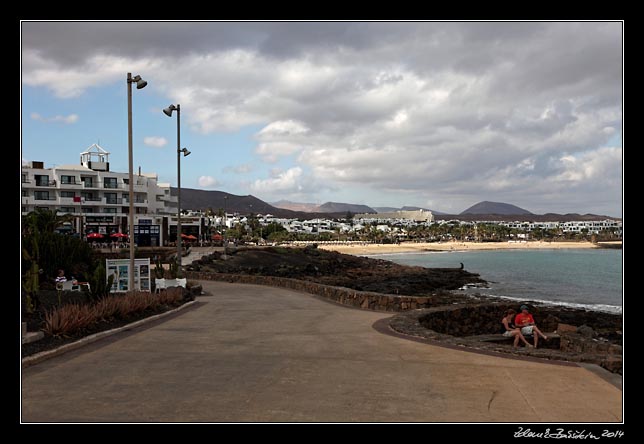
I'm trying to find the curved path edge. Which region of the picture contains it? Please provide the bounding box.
[21,300,198,369]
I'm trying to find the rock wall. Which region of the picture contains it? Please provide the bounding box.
[418,303,622,338]
[185,270,431,311]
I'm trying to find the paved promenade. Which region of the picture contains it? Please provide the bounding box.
[21,281,622,423]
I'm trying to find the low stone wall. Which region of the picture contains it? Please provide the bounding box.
[185,271,432,312]
[398,305,622,374]
[418,303,621,338]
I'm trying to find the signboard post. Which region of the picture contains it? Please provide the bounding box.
[106,258,151,292]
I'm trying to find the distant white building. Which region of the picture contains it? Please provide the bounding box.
[354,209,434,224]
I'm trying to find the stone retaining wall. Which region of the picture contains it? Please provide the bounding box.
[185,271,431,312]
[400,305,622,374]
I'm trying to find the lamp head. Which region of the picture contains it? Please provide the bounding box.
[163,104,177,117]
[181,148,191,157]
[131,75,148,89]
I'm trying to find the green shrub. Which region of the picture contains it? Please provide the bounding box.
[88,262,115,301]
[154,256,165,279]
[169,258,180,279]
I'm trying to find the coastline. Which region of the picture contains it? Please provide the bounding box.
[318,240,600,256]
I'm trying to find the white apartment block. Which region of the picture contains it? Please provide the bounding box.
[21,144,177,246]
[354,209,434,225]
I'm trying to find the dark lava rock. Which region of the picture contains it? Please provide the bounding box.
[198,246,486,295]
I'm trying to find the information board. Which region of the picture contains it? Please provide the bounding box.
[105,258,151,292]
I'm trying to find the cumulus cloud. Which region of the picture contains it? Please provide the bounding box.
[198,175,220,188]
[143,136,168,148]
[21,22,622,215]
[250,167,303,193]
[30,112,78,124]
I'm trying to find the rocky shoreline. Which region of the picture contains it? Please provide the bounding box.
[186,244,486,295]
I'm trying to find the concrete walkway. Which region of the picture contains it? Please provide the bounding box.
[21,281,622,423]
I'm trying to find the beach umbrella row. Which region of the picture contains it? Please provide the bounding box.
[86,232,129,239]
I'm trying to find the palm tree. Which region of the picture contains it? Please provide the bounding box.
[23,208,73,234]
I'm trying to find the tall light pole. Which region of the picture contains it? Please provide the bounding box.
[127,73,147,291]
[223,195,228,258]
[163,104,190,277]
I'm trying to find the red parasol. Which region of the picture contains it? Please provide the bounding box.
[110,232,128,238]
[87,232,104,239]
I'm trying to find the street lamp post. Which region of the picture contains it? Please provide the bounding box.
[126,72,147,291]
[163,104,190,277]
[223,195,228,258]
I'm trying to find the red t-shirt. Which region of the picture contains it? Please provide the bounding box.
[514,313,535,327]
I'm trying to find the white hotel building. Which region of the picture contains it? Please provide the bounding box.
[21,144,181,246]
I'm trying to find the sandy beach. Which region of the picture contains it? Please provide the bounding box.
[317,240,601,255]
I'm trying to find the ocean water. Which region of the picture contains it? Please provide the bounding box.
[372,249,623,314]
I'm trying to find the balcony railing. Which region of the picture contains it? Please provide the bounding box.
[34,196,56,201]
[35,180,56,187]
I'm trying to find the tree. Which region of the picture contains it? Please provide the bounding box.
[23,208,73,234]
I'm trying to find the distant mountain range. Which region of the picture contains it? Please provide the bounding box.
[271,200,376,214]
[460,201,533,216]
[271,200,320,213]
[373,206,447,215]
[177,189,618,221]
[317,202,376,214]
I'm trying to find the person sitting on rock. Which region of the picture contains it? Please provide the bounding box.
[514,305,548,348]
[501,309,533,348]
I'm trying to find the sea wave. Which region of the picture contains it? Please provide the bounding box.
[467,291,622,314]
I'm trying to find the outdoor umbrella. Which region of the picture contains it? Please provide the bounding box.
[87,232,104,239]
[110,232,128,238]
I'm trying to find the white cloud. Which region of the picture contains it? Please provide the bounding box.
[23,51,160,98]
[198,176,220,188]
[22,22,622,215]
[30,112,78,124]
[143,136,168,148]
[250,167,304,193]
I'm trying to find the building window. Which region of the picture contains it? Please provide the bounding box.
[105,192,118,204]
[104,208,117,214]
[22,173,29,183]
[22,190,28,197]
[104,177,118,189]
[34,191,50,200]
[61,191,75,198]
[60,207,76,213]
[61,175,76,184]
[35,175,49,186]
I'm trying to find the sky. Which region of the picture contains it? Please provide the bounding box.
[21,21,622,216]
